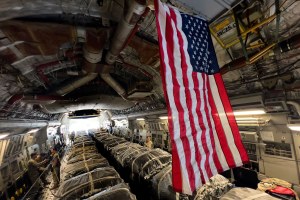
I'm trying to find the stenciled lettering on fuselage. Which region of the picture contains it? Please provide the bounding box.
[216,22,236,37]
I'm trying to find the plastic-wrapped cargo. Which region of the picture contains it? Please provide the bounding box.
[55,167,123,199]
[220,188,278,200]
[73,140,95,149]
[61,158,110,181]
[151,164,174,200]
[118,145,150,167]
[103,138,128,151]
[74,135,92,143]
[69,145,97,154]
[130,148,171,179]
[84,183,136,200]
[110,142,132,161]
[67,153,104,164]
[65,146,98,161]
[95,133,112,141]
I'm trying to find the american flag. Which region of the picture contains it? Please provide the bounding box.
[154,0,249,195]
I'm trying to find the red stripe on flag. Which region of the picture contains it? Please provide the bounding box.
[206,74,236,167]
[171,139,183,192]
[154,0,183,192]
[192,72,210,182]
[169,8,204,185]
[164,11,196,190]
[201,74,221,176]
[214,74,249,163]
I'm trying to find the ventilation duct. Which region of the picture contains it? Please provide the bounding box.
[83,30,107,64]
[41,95,135,114]
[0,94,65,113]
[105,0,147,64]
[100,74,127,97]
[0,120,48,128]
[54,73,98,96]
[100,73,153,101]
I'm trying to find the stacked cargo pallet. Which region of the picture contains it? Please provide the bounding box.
[54,135,136,199]
[93,132,233,200]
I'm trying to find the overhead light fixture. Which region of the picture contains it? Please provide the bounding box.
[236,117,268,127]
[233,109,266,116]
[26,129,39,134]
[159,116,168,120]
[287,124,300,131]
[136,118,145,121]
[0,134,9,140]
[235,117,260,121]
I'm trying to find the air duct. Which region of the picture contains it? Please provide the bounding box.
[0,120,48,128]
[83,30,107,64]
[42,95,135,114]
[54,73,98,96]
[100,73,127,97]
[105,0,147,64]
[0,94,65,112]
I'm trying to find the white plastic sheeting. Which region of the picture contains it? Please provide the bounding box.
[94,132,234,200]
[56,135,136,200]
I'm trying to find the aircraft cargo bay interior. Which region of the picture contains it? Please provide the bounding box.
[0,0,300,199]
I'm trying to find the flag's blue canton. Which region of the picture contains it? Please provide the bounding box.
[181,14,219,74]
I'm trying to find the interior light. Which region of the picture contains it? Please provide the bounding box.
[136,118,145,121]
[235,117,260,121]
[0,134,9,140]
[159,116,168,120]
[234,109,265,116]
[236,117,268,127]
[287,124,300,131]
[26,129,39,134]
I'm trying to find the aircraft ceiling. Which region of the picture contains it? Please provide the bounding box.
[0,0,299,133]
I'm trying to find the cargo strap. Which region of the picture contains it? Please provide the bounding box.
[82,139,95,192]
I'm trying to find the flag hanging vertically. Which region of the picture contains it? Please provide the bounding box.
[154,0,249,195]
